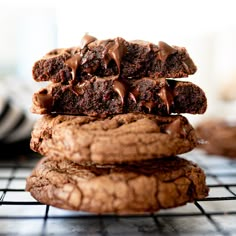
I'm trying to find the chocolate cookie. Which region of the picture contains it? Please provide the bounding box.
[30,113,197,164]
[26,156,208,214]
[196,119,236,158]
[31,77,207,116]
[32,34,197,84]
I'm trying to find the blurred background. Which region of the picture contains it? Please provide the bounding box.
[0,0,236,127]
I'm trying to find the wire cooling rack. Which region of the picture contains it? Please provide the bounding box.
[0,149,236,236]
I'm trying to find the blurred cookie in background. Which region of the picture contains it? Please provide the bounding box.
[196,74,236,158]
[196,119,236,158]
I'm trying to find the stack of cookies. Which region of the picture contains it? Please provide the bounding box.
[26,35,209,214]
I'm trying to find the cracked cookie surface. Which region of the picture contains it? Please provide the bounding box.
[30,113,197,164]
[26,156,208,214]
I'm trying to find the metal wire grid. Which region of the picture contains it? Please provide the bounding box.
[0,151,236,236]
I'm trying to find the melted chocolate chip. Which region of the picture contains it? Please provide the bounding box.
[164,118,187,138]
[65,54,81,82]
[103,38,126,73]
[141,101,156,113]
[157,79,174,114]
[80,34,97,49]
[158,41,177,62]
[129,92,137,103]
[129,88,139,103]
[94,39,111,48]
[71,82,87,96]
[130,87,140,99]
[34,92,53,111]
[112,80,127,104]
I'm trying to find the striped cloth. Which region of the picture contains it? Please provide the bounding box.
[0,77,36,144]
[0,97,34,143]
